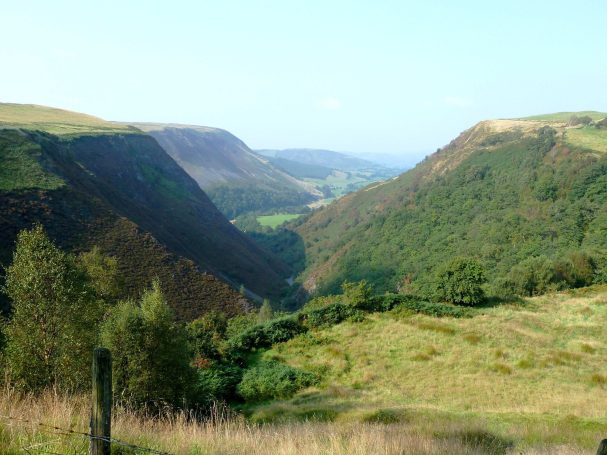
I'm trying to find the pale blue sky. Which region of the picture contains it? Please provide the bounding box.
[2,0,606,164]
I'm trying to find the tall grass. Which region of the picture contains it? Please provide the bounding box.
[0,387,596,454]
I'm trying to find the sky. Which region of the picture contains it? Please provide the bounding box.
[1,0,606,166]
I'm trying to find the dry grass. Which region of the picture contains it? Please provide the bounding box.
[0,388,598,454]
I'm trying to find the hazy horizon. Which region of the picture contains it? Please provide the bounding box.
[2,1,606,162]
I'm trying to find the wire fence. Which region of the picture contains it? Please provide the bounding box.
[0,414,173,454]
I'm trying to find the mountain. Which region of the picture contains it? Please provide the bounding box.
[280,112,607,296]
[0,103,290,318]
[257,148,380,171]
[134,124,321,218]
[255,148,402,205]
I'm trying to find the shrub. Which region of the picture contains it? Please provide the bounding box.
[506,256,557,296]
[187,311,228,362]
[195,363,243,404]
[554,251,595,288]
[303,302,364,328]
[225,312,258,339]
[227,316,307,355]
[237,361,318,401]
[434,257,486,306]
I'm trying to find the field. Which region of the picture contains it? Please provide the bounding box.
[0,103,133,135]
[517,111,607,122]
[257,213,303,228]
[1,388,598,454]
[565,126,607,153]
[241,287,607,452]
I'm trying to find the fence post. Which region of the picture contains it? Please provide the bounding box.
[90,347,112,455]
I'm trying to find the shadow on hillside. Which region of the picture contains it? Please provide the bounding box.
[434,429,514,455]
[246,227,309,309]
[475,295,527,309]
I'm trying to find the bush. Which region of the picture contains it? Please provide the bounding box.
[227,316,307,355]
[382,294,471,318]
[434,258,486,306]
[506,256,557,296]
[237,361,318,402]
[303,302,364,328]
[187,311,228,362]
[195,363,243,404]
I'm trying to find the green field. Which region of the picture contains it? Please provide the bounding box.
[517,111,607,122]
[257,213,302,228]
[565,126,607,153]
[0,103,134,136]
[243,286,607,450]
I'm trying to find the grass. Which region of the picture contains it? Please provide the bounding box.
[3,290,607,453]
[0,388,599,454]
[257,213,302,228]
[517,111,607,122]
[565,126,607,153]
[0,132,64,190]
[241,286,607,451]
[0,103,133,136]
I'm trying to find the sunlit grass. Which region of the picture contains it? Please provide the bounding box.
[566,126,607,153]
[0,388,600,454]
[245,287,607,451]
[257,213,302,228]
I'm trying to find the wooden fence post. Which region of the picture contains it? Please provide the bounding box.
[597,439,607,455]
[90,347,112,455]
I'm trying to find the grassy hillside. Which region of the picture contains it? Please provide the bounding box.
[284,113,607,296]
[240,286,607,451]
[518,111,607,122]
[0,103,134,135]
[4,288,607,454]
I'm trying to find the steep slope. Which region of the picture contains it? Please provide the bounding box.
[285,112,607,295]
[134,124,321,218]
[0,104,290,317]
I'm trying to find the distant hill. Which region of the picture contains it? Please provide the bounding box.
[255,148,402,206]
[0,103,290,318]
[135,124,321,218]
[278,112,607,296]
[257,148,380,171]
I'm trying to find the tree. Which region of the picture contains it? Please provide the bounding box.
[258,299,274,323]
[3,225,104,391]
[341,280,373,307]
[77,246,121,302]
[434,257,486,306]
[101,281,195,409]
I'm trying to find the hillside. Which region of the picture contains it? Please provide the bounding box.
[135,124,321,218]
[0,104,290,317]
[241,286,607,451]
[283,112,607,296]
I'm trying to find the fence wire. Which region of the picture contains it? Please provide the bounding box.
[0,414,173,454]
